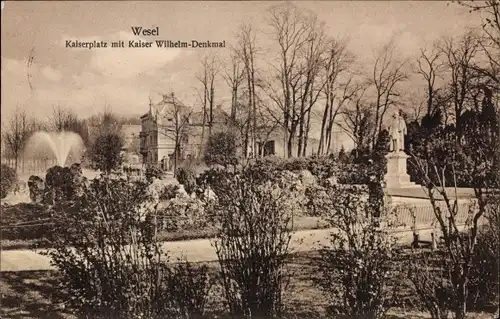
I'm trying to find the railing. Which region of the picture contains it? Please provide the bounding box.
[391,201,480,230]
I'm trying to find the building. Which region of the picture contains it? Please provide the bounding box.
[139,95,337,169]
[121,124,142,166]
[253,127,321,158]
[139,94,230,169]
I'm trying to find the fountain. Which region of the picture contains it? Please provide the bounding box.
[25,131,85,167]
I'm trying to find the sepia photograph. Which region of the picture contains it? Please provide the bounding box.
[1,1,499,318]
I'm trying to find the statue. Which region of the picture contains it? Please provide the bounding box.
[389,110,407,152]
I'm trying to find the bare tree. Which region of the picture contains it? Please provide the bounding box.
[416,46,447,117]
[3,109,35,170]
[458,0,500,85]
[265,2,318,158]
[196,55,221,154]
[48,106,91,147]
[439,32,483,127]
[155,92,192,175]
[86,106,122,146]
[49,106,79,132]
[369,39,408,148]
[338,88,374,153]
[222,47,245,123]
[296,15,329,157]
[235,23,260,157]
[317,39,354,155]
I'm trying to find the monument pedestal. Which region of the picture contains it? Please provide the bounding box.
[384,151,417,188]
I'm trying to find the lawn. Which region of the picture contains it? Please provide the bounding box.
[0,202,329,250]
[1,250,496,319]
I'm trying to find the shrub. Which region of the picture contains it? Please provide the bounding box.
[314,184,401,319]
[158,184,179,201]
[145,165,165,182]
[28,175,45,203]
[0,164,17,199]
[208,167,301,318]
[407,250,453,319]
[45,174,210,318]
[166,261,213,318]
[44,166,78,204]
[204,131,238,168]
[89,132,124,173]
[466,195,499,311]
[158,195,211,232]
[175,167,196,194]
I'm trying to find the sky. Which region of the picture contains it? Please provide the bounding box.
[1,1,481,128]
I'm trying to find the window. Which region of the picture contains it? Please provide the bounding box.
[263,140,275,156]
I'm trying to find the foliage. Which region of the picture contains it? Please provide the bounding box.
[45,174,211,318]
[467,195,500,311]
[145,166,165,183]
[158,184,179,201]
[43,166,79,204]
[207,167,301,318]
[157,195,212,232]
[0,164,17,199]
[408,250,453,319]
[89,132,124,173]
[408,100,499,319]
[204,131,239,168]
[314,184,401,319]
[28,175,45,203]
[244,155,337,180]
[175,167,197,195]
[337,145,351,164]
[371,129,390,178]
[165,261,214,318]
[336,163,376,185]
[405,110,444,185]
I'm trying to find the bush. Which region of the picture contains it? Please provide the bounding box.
[89,132,124,173]
[158,184,179,201]
[145,165,165,182]
[466,195,499,312]
[407,250,453,319]
[208,167,301,317]
[408,198,500,318]
[250,155,337,180]
[166,261,213,318]
[0,164,17,199]
[45,174,210,318]
[314,184,401,318]
[44,166,78,204]
[157,195,211,232]
[204,131,239,168]
[175,167,196,195]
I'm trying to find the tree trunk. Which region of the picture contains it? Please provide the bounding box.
[287,122,296,159]
[302,109,312,157]
[200,76,208,157]
[209,85,214,138]
[297,112,304,158]
[251,53,257,159]
[318,99,330,155]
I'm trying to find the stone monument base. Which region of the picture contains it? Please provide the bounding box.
[384,151,418,188]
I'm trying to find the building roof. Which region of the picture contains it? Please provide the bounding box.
[141,94,190,121]
[190,106,230,126]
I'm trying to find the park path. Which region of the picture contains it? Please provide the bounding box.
[0,227,435,272]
